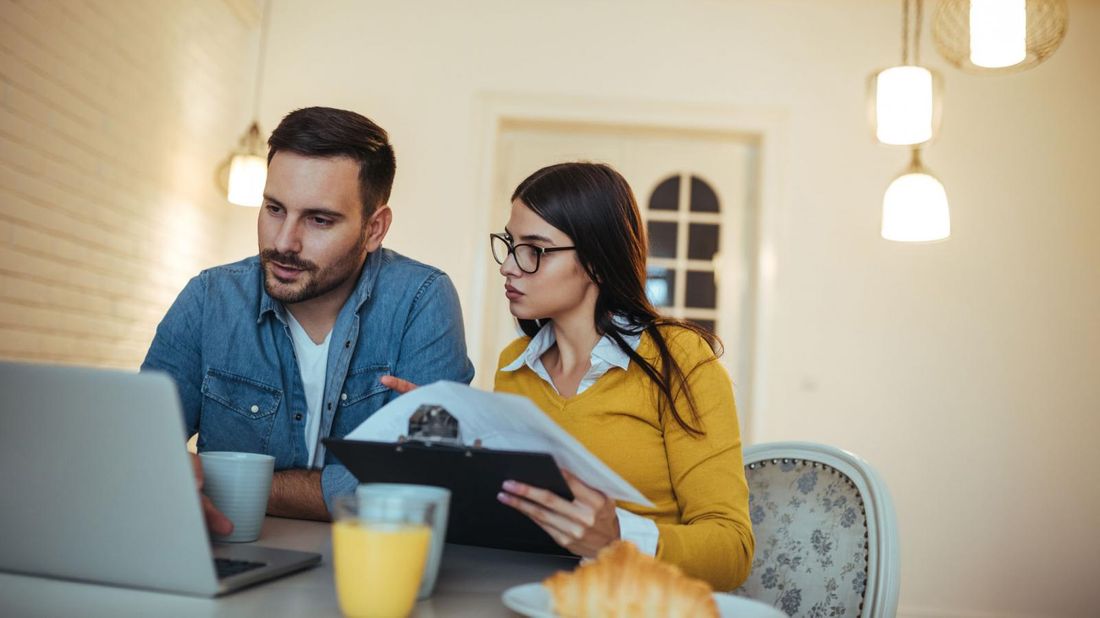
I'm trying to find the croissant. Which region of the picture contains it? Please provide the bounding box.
[543,541,719,618]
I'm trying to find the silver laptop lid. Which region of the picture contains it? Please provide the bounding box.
[0,362,219,596]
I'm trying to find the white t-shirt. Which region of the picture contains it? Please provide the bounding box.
[285,311,331,469]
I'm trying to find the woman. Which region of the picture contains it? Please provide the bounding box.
[384,162,753,590]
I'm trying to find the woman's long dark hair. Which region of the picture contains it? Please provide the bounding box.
[512,162,723,436]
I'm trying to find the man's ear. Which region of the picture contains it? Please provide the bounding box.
[364,205,392,252]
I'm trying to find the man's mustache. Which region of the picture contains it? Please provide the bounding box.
[261,249,317,271]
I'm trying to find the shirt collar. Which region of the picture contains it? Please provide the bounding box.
[500,322,556,372]
[500,315,643,373]
[257,249,382,324]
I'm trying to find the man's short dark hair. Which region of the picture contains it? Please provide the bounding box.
[267,107,396,217]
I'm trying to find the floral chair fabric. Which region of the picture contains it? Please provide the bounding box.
[735,458,870,617]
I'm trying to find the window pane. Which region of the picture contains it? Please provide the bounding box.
[687,223,719,261]
[685,270,716,309]
[646,267,676,308]
[689,176,720,213]
[692,319,716,334]
[649,176,680,211]
[647,221,677,259]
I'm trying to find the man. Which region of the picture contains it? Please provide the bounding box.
[143,107,474,533]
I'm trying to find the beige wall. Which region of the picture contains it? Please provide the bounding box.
[2,0,1098,616]
[0,0,257,367]
[249,1,1099,615]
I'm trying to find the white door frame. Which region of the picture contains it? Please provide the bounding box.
[468,92,787,443]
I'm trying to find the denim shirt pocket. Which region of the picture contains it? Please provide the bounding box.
[340,364,392,406]
[198,368,281,453]
[332,364,392,437]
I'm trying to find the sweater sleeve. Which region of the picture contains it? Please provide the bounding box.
[653,333,754,591]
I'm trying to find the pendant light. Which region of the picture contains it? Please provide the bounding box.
[933,0,1068,74]
[216,0,272,207]
[969,0,1027,68]
[881,148,950,242]
[869,0,942,147]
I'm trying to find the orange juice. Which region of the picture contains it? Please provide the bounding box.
[333,520,432,618]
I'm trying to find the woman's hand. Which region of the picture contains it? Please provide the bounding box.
[380,375,419,393]
[497,468,620,558]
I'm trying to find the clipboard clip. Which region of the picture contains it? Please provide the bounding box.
[397,404,484,456]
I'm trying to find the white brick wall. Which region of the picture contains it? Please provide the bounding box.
[0,0,257,368]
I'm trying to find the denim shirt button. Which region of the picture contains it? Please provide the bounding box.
[294,412,303,421]
[250,404,259,413]
[341,393,348,401]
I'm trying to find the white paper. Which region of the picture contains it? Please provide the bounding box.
[344,381,653,506]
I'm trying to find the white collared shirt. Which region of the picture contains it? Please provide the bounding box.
[500,319,659,556]
[499,319,641,396]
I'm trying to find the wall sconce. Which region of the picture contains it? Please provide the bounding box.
[215,0,271,207]
[225,123,267,207]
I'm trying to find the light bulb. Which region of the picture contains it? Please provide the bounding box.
[874,66,936,146]
[970,0,1027,68]
[227,154,267,207]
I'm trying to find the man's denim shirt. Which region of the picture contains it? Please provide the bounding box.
[141,248,475,513]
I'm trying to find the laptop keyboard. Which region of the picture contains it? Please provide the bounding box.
[214,557,267,579]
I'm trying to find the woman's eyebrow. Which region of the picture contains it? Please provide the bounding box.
[517,232,555,243]
[503,226,556,244]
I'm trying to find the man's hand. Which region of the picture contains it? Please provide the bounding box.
[380,375,418,394]
[191,452,233,536]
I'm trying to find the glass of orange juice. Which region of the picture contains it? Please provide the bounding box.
[331,492,435,618]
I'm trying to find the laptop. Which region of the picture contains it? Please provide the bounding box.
[0,361,321,596]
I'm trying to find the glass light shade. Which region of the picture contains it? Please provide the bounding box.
[227,154,267,207]
[873,66,937,146]
[882,170,951,242]
[970,0,1027,68]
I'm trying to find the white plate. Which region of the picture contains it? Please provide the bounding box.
[501,582,786,618]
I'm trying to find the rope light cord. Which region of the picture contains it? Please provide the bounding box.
[902,0,925,66]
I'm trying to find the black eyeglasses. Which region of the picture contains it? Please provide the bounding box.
[489,233,576,274]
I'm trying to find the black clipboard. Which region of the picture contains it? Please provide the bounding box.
[323,438,576,556]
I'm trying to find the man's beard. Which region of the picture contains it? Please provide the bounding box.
[260,236,367,305]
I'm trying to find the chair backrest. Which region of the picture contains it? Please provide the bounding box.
[734,442,899,618]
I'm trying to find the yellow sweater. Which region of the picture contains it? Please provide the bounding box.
[494,327,754,590]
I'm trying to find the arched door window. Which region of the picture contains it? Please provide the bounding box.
[645,174,721,333]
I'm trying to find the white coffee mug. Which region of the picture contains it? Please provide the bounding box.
[356,483,451,599]
[199,451,275,543]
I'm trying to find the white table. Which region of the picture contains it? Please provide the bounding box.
[0,516,574,617]
[0,517,783,617]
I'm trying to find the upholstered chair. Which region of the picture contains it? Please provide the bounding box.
[734,442,899,618]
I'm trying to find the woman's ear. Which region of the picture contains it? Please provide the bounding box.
[586,265,602,285]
